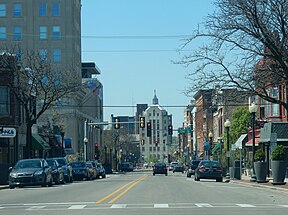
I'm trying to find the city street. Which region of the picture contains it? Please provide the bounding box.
[0,170,287,215]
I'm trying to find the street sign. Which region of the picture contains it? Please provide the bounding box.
[0,127,16,138]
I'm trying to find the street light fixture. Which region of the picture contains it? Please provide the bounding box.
[84,137,88,161]
[224,119,231,179]
[208,132,213,160]
[249,102,257,182]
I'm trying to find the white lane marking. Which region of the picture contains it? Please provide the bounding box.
[26,206,46,210]
[195,203,213,207]
[110,204,127,208]
[0,207,4,209]
[279,205,288,208]
[237,204,256,207]
[68,205,86,209]
[154,204,169,208]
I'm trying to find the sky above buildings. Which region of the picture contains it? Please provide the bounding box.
[81,0,215,129]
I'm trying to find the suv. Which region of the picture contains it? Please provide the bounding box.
[186,160,200,177]
[51,157,73,183]
[153,162,168,176]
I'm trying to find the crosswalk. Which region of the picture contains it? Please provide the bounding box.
[0,203,288,211]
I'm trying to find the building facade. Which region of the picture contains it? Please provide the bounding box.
[140,92,172,163]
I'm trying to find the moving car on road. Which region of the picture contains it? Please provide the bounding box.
[173,163,185,173]
[9,158,53,189]
[194,160,223,182]
[168,162,178,171]
[153,162,168,176]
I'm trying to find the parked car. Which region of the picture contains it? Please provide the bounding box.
[194,160,223,182]
[51,157,73,183]
[70,161,90,180]
[186,160,201,177]
[96,163,106,178]
[119,162,134,172]
[173,163,185,173]
[153,162,168,176]
[168,162,178,171]
[8,158,53,189]
[46,158,65,184]
[88,161,99,179]
[86,162,96,180]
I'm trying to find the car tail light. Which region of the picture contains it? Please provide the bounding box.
[199,165,206,171]
[216,167,222,171]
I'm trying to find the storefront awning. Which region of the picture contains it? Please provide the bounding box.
[32,134,51,150]
[245,137,260,147]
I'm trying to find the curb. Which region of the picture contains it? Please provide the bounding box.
[230,180,288,192]
[0,185,9,190]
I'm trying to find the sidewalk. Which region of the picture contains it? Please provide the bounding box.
[230,174,288,191]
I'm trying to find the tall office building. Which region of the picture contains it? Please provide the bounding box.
[0,1,83,157]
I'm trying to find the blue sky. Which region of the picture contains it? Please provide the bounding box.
[81,0,215,129]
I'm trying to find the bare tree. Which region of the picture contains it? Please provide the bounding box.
[177,0,288,110]
[1,50,81,158]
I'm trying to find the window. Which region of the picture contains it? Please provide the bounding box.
[13,3,21,16]
[0,27,6,40]
[52,26,61,39]
[272,87,279,116]
[39,3,47,16]
[53,49,61,62]
[39,26,47,39]
[0,4,6,17]
[142,147,145,152]
[14,27,22,40]
[0,87,9,115]
[39,49,47,61]
[52,3,60,16]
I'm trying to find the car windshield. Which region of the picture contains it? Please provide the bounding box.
[15,160,42,169]
[71,162,86,168]
[155,162,166,167]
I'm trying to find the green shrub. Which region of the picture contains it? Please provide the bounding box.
[254,148,265,162]
[272,144,285,161]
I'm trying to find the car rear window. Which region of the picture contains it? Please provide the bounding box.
[155,163,166,167]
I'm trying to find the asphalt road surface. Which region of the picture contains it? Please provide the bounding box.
[1,170,288,215]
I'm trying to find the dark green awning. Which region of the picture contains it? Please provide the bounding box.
[32,134,50,150]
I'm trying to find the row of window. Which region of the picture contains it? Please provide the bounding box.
[141,147,166,152]
[0,49,61,63]
[0,3,60,17]
[0,26,61,41]
[0,87,9,115]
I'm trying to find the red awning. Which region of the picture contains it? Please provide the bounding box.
[245,137,260,147]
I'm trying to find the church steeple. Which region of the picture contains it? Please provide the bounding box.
[152,89,159,105]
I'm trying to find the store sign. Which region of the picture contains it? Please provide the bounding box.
[0,127,16,138]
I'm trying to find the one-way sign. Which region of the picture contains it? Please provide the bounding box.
[0,127,17,138]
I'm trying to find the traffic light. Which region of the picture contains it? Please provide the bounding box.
[114,118,120,129]
[95,143,100,160]
[140,117,145,128]
[168,124,173,135]
[147,122,151,137]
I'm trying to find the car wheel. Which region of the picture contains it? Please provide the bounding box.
[102,174,106,178]
[187,174,191,178]
[9,185,15,189]
[41,177,47,187]
[165,173,168,176]
[216,177,223,182]
[153,173,155,176]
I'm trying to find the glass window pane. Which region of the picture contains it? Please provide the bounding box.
[0,4,6,17]
[53,49,61,62]
[39,26,47,39]
[39,4,46,16]
[52,3,60,16]
[52,26,60,39]
[14,3,21,16]
[14,27,22,40]
[0,27,6,40]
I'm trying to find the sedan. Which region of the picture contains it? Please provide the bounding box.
[186,160,200,177]
[173,163,185,173]
[70,161,90,180]
[194,160,223,182]
[9,158,53,189]
[51,157,73,183]
[153,162,168,176]
[46,158,65,184]
[96,163,106,178]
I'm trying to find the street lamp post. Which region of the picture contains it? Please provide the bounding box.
[249,102,257,182]
[60,131,65,157]
[208,132,213,160]
[224,119,231,179]
[84,137,88,161]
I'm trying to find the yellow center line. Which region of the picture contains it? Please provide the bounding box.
[108,175,148,204]
[95,175,147,204]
